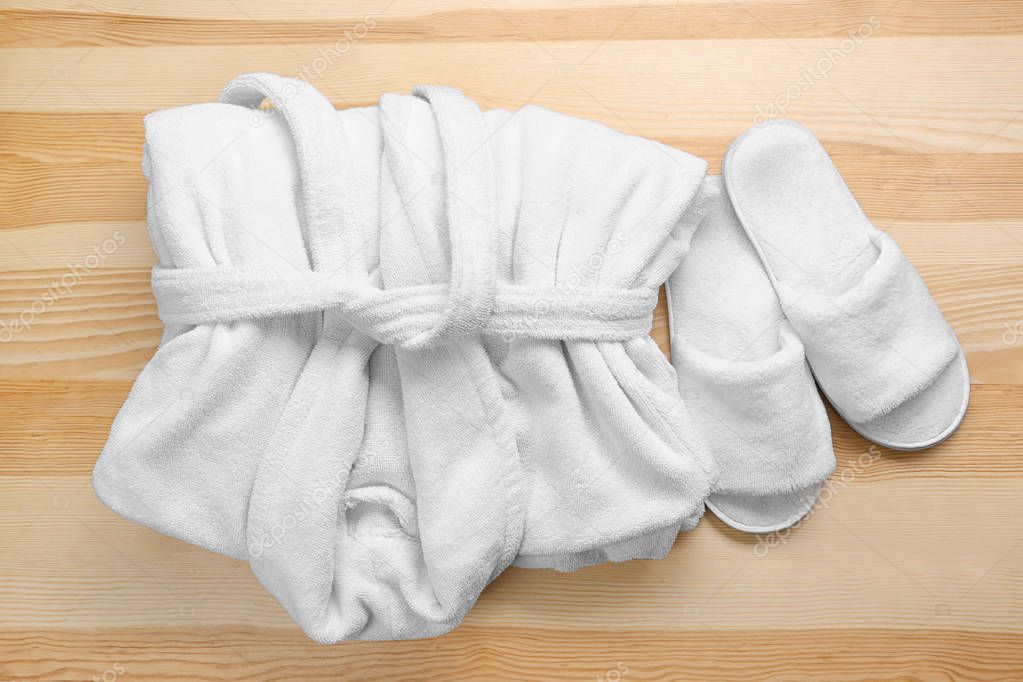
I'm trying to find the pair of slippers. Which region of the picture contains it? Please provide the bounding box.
[667,121,970,533]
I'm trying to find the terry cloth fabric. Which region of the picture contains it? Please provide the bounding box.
[93,73,716,643]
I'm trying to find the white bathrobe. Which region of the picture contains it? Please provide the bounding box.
[93,73,716,643]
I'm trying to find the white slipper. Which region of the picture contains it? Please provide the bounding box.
[723,120,970,451]
[667,176,835,533]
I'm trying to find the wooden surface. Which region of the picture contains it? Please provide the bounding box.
[1,1,1022,679]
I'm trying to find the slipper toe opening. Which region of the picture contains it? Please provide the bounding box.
[850,350,970,450]
[707,483,823,534]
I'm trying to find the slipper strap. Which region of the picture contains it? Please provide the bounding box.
[672,325,834,496]
[776,231,959,424]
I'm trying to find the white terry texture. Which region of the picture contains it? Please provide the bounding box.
[667,177,834,532]
[723,120,962,426]
[92,73,716,643]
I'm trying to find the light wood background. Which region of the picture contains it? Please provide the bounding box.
[1,1,1022,680]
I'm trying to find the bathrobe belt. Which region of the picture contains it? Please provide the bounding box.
[151,266,660,348]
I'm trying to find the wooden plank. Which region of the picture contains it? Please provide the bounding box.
[5,114,1023,227]
[0,37,1021,156]
[1,263,1020,382]
[1,627,1023,681]
[2,0,1023,47]
[1,380,1021,477]
[0,470,1020,631]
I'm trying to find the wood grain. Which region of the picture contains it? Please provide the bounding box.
[1,0,1022,679]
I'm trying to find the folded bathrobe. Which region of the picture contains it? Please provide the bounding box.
[93,73,716,642]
